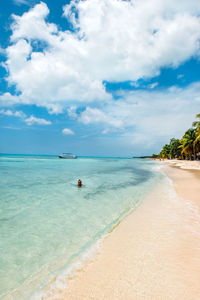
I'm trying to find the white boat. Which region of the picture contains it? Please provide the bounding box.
[58,153,77,159]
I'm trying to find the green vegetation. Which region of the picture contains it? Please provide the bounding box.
[158,114,200,160]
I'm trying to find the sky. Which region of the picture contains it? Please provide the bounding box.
[0,0,200,157]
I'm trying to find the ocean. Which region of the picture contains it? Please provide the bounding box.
[0,155,164,299]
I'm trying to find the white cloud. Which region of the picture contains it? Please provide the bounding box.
[0,109,52,126]
[13,0,29,5]
[25,115,51,125]
[78,107,123,128]
[2,0,200,110]
[77,82,200,151]
[0,93,23,106]
[130,82,140,88]
[62,128,75,135]
[63,0,200,81]
[10,3,57,42]
[149,82,158,89]
[0,109,26,118]
[1,0,200,154]
[67,106,78,119]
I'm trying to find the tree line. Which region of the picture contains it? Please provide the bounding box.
[156,114,200,160]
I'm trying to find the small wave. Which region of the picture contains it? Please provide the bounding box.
[29,193,144,300]
[30,236,106,300]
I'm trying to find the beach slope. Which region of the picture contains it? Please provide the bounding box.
[47,164,200,300]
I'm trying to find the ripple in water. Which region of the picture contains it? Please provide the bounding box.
[0,156,163,299]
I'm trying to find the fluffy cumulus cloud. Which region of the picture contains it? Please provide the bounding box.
[78,107,123,128]
[0,93,23,106]
[1,0,200,152]
[77,82,200,151]
[2,0,200,111]
[25,115,52,125]
[0,109,52,127]
[0,109,26,118]
[62,128,75,135]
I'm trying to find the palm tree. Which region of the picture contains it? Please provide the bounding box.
[180,129,196,160]
[192,114,200,157]
[158,113,200,160]
[193,114,200,159]
[160,144,171,159]
[195,126,200,144]
[169,138,181,159]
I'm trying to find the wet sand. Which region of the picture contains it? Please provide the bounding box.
[46,164,200,300]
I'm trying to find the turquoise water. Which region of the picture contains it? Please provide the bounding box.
[0,155,162,299]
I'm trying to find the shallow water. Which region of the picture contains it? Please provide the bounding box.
[0,155,163,299]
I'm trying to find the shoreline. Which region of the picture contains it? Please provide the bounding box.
[157,159,200,170]
[44,162,200,300]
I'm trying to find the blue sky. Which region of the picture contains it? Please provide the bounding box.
[0,0,200,156]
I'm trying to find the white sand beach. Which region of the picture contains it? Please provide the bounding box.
[161,159,200,171]
[43,161,200,300]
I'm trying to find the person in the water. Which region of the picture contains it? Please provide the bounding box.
[77,179,82,187]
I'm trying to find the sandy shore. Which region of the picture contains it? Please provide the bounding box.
[159,159,200,170]
[45,162,200,300]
